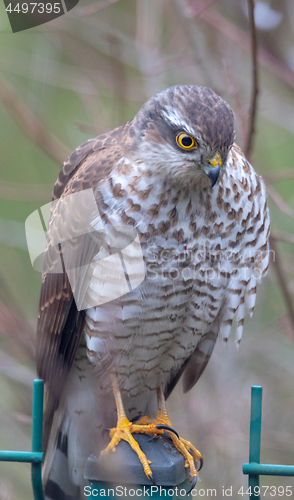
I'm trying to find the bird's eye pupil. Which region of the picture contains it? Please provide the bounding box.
[176,132,197,150]
[182,136,192,147]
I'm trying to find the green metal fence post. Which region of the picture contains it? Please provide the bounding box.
[31,379,45,500]
[243,385,294,497]
[248,385,262,500]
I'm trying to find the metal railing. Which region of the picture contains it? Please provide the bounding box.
[243,386,294,499]
[0,381,293,500]
[0,379,44,500]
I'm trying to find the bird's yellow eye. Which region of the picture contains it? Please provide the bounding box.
[176,132,197,150]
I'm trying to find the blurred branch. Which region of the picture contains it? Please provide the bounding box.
[76,0,122,17]
[75,122,106,135]
[0,76,70,167]
[222,57,247,145]
[186,0,217,17]
[271,232,294,245]
[270,236,294,337]
[43,28,144,129]
[264,169,294,184]
[12,412,32,425]
[0,349,35,388]
[0,48,100,96]
[185,0,224,18]
[245,0,258,159]
[0,180,52,202]
[266,184,294,218]
[107,34,127,126]
[195,8,294,90]
[0,276,35,361]
[171,0,215,88]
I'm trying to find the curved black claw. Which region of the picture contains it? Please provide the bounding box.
[197,456,204,472]
[187,475,197,493]
[155,424,179,439]
[148,473,155,485]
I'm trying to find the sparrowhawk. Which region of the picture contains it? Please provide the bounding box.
[36,85,270,499]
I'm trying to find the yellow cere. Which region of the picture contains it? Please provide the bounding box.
[176,132,198,150]
[209,152,222,168]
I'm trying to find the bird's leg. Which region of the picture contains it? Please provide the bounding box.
[135,386,202,485]
[157,385,202,483]
[100,373,164,481]
[101,377,202,484]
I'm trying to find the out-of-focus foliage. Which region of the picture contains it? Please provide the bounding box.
[0,0,293,498]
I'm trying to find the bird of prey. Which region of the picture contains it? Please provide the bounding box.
[37,85,270,500]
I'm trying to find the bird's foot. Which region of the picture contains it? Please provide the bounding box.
[134,415,202,484]
[100,416,164,481]
[168,434,202,483]
[101,379,202,485]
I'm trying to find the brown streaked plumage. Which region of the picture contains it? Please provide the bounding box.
[37,85,270,499]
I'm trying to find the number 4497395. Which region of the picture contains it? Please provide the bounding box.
[6,3,61,14]
[238,485,293,496]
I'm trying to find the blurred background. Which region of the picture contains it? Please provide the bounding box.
[0,0,294,498]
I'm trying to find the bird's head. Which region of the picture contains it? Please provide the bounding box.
[129,85,235,189]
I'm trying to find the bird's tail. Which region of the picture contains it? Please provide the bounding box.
[41,347,102,500]
[43,404,81,500]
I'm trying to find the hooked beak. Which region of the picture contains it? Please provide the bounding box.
[204,152,222,187]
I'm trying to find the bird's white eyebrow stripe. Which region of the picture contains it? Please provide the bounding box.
[162,106,195,136]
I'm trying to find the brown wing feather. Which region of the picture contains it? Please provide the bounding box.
[37,123,129,449]
[52,127,126,200]
[164,323,219,399]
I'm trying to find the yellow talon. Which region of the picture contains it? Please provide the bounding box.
[100,375,201,483]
